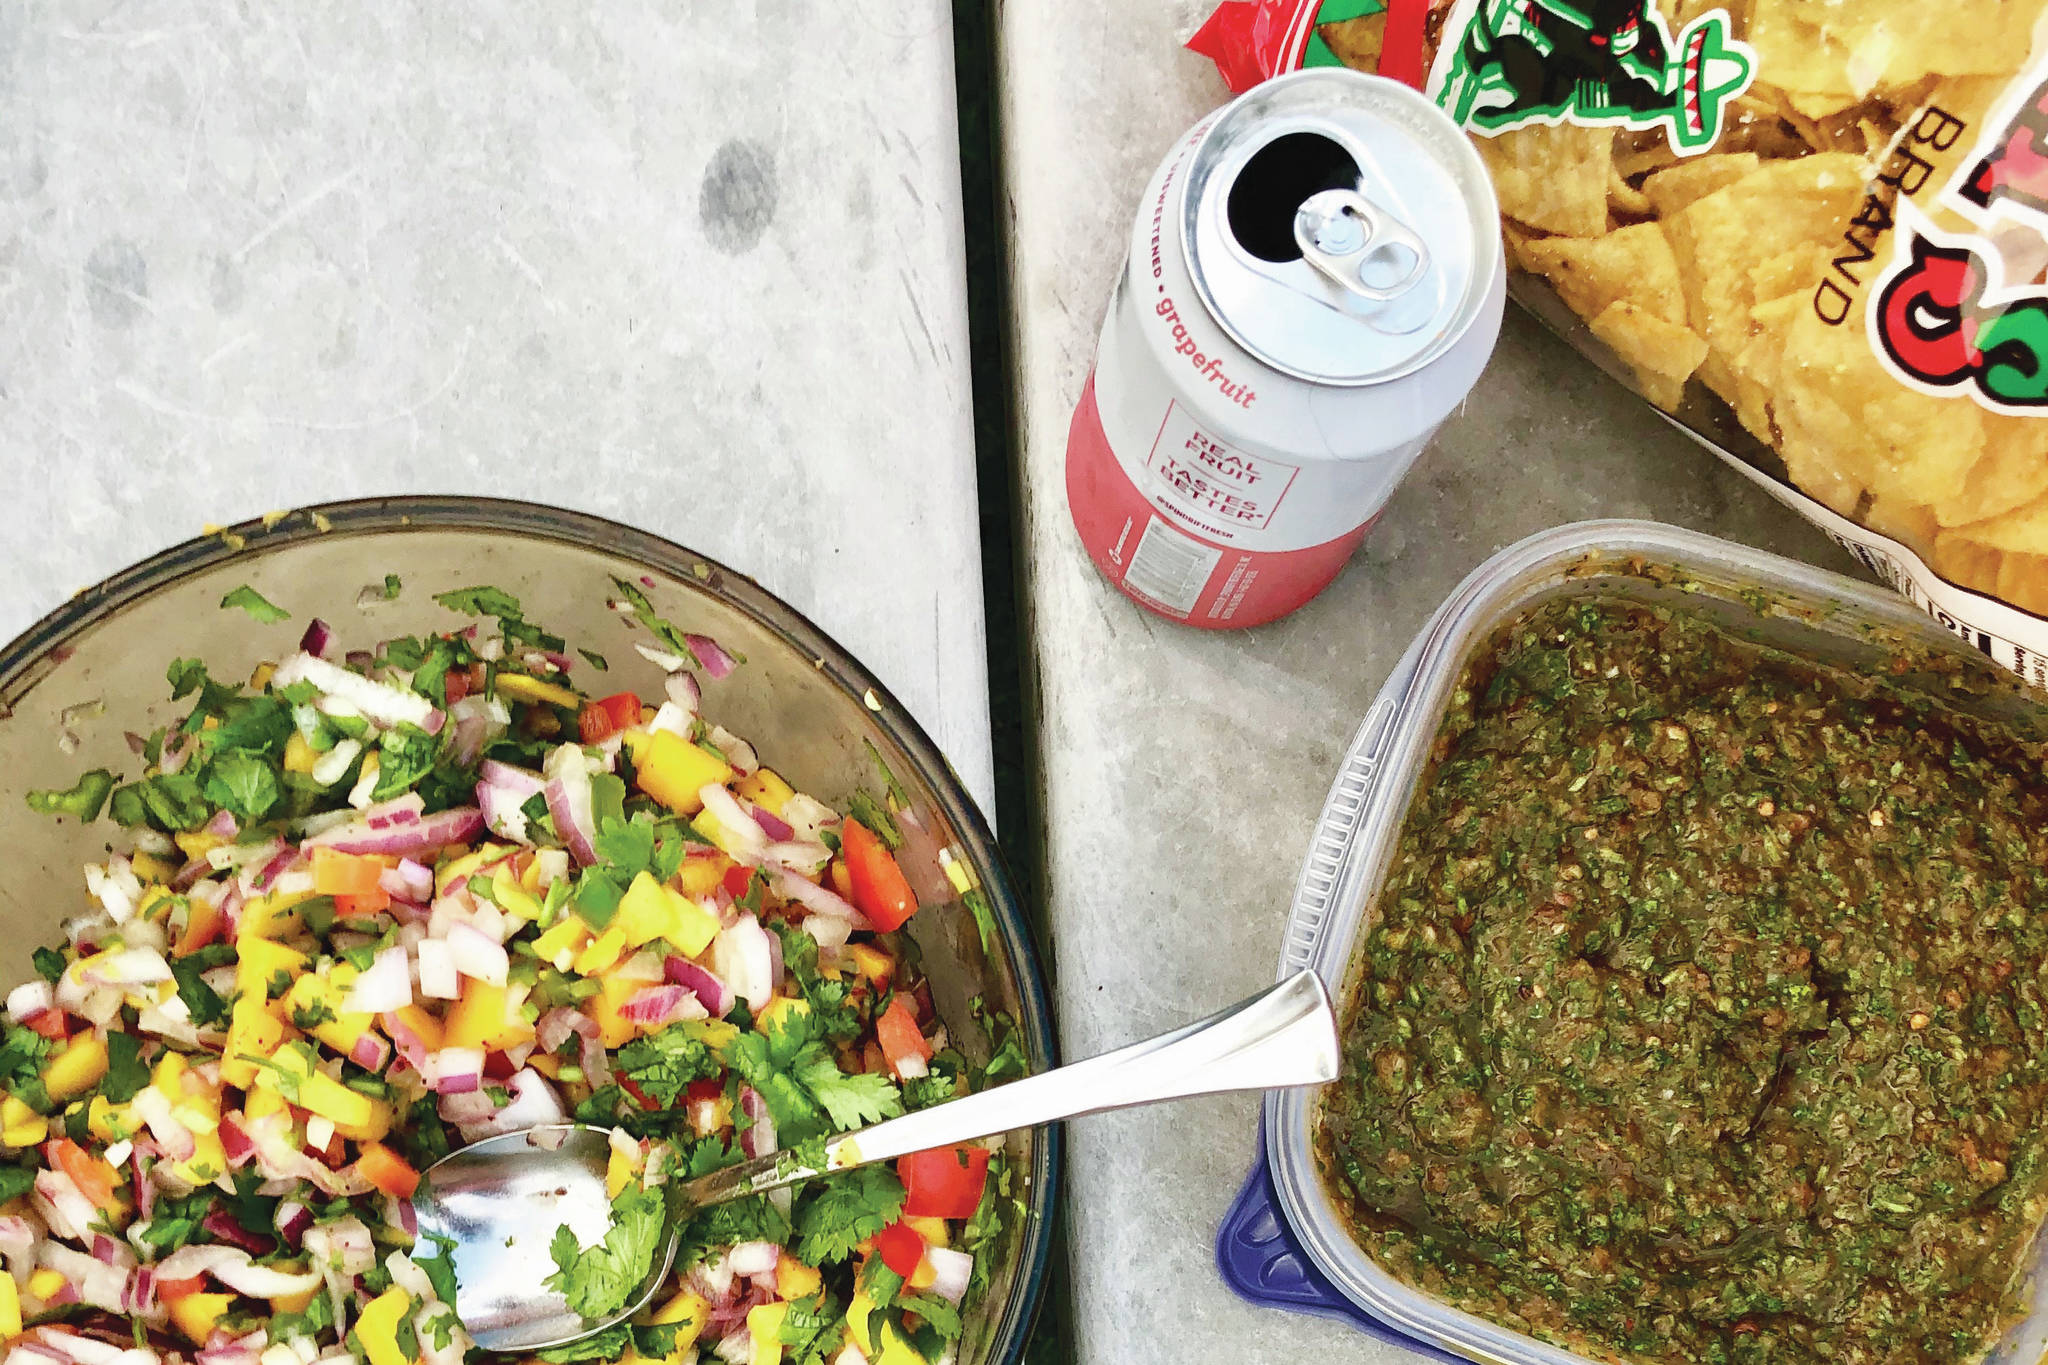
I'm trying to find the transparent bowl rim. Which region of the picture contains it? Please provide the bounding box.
[0,494,1062,1364]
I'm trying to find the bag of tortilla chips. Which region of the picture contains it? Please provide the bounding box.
[1190,0,2048,685]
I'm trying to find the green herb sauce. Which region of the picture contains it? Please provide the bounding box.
[1318,598,2048,1365]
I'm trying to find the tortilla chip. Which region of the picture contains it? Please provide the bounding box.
[1318,14,1386,70]
[1642,153,1763,218]
[1610,165,1654,218]
[1662,154,1865,403]
[1930,533,2008,600]
[1773,302,1992,517]
[1940,488,2048,557]
[1862,496,1940,560]
[1748,0,2038,105]
[1520,223,1688,325]
[1933,419,2048,528]
[2000,554,2048,613]
[1588,302,1710,411]
[1475,124,1614,238]
[1723,293,1812,443]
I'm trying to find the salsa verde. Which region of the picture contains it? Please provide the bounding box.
[1318,596,2048,1365]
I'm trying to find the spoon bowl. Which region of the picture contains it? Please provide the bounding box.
[415,969,1341,1352]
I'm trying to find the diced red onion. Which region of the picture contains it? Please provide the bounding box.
[342,946,412,1015]
[304,807,483,858]
[414,939,459,1001]
[684,634,738,680]
[159,734,192,776]
[200,1210,275,1256]
[663,670,701,714]
[202,809,240,841]
[542,745,600,865]
[725,1241,778,1277]
[129,1089,196,1162]
[271,653,437,729]
[697,784,769,862]
[297,619,334,659]
[445,1068,563,1142]
[663,958,734,1018]
[251,845,297,892]
[208,1252,321,1298]
[710,917,775,1012]
[579,1030,612,1090]
[379,1013,431,1073]
[274,1201,312,1248]
[925,1246,973,1304]
[6,981,53,1023]
[770,868,862,922]
[435,1091,497,1125]
[748,806,794,842]
[218,1115,255,1168]
[361,795,426,829]
[36,1327,143,1365]
[429,1048,486,1095]
[618,985,706,1028]
[420,708,446,738]
[172,858,212,892]
[446,923,509,987]
[737,1089,777,1160]
[893,805,957,912]
[349,1033,391,1072]
[801,915,852,949]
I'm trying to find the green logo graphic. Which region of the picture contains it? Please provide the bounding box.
[1434,0,1756,153]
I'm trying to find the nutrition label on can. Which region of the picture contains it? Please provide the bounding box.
[1121,515,1225,615]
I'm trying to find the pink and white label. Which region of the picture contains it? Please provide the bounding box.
[1145,404,1301,538]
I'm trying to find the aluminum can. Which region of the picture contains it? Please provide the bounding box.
[1066,67,1506,628]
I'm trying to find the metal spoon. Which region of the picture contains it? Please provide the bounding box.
[413,968,1339,1352]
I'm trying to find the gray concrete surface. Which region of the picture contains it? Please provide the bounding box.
[0,0,996,814]
[996,2,1855,1360]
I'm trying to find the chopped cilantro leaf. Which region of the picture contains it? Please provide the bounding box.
[102,1031,148,1104]
[536,1325,631,1363]
[793,1165,905,1267]
[414,1232,461,1306]
[433,586,525,619]
[31,949,64,985]
[848,791,902,851]
[543,1183,666,1321]
[0,1167,35,1205]
[607,578,695,660]
[372,725,441,800]
[382,574,403,600]
[201,750,281,822]
[615,1025,718,1107]
[220,585,290,623]
[578,649,608,672]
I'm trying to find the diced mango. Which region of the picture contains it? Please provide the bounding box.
[0,1264,20,1338]
[746,1303,788,1365]
[675,855,729,899]
[132,856,179,890]
[1,1096,47,1148]
[691,806,755,859]
[381,1004,445,1053]
[237,937,309,1004]
[284,973,374,1059]
[169,1130,228,1187]
[627,731,732,815]
[903,1216,948,1247]
[495,672,582,709]
[86,1096,132,1143]
[175,896,225,956]
[586,974,642,1049]
[244,1087,289,1122]
[175,830,227,861]
[271,1286,318,1314]
[606,1144,638,1199]
[283,732,319,775]
[490,865,543,921]
[221,995,291,1088]
[354,1288,415,1365]
[441,982,531,1053]
[26,1269,63,1302]
[847,1289,878,1357]
[907,1254,938,1291]
[755,997,810,1035]
[734,767,794,817]
[169,1291,234,1346]
[42,1035,108,1101]
[847,945,893,984]
[650,1290,710,1351]
[617,873,719,957]
[775,1257,821,1301]
[333,1097,393,1144]
[874,1323,928,1365]
[532,919,593,971]
[238,890,314,941]
[574,925,629,977]
[435,845,511,895]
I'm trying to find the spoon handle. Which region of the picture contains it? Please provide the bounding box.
[682,968,1339,1210]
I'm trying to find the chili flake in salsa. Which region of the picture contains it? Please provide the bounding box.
[1318,596,2048,1365]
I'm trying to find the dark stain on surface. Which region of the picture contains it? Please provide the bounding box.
[699,138,776,255]
[85,238,148,328]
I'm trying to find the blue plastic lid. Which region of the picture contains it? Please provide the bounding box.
[1216,1124,1466,1364]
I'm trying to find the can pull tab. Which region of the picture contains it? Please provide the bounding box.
[1293,188,1430,305]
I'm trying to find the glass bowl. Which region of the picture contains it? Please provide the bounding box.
[0,495,1058,1365]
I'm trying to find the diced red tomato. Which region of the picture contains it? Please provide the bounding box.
[684,1078,724,1107]
[722,864,756,900]
[899,1146,992,1220]
[23,1010,68,1041]
[873,1220,926,1280]
[444,669,472,705]
[50,1139,118,1211]
[619,1076,659,1110]
[153,1276,206,1303]
[483,1050,517,1081]
[875,995,932,1076]
[579,692,643,744]
[355,1142,421,1200]
[336,887,391,916]
[842,820,917,931]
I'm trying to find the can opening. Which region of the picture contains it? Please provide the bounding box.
[1225,132,1362,264]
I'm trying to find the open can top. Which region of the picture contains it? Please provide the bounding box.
[1181,67,1501,386]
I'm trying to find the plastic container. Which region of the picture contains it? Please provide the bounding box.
[0,496,1059,1365]
[1219,518,2048,1365]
